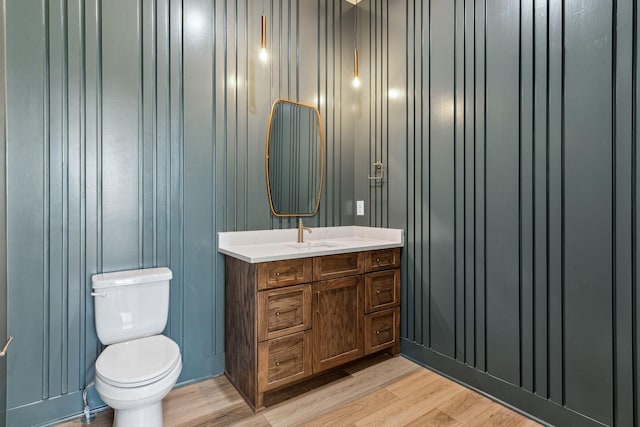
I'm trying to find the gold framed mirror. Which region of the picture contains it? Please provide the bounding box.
[265,98,325,217]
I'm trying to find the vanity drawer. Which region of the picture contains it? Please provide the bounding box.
[257,258,313,290]
[365,248,401,272]
[365,269,400,313]
[365,307,400,355]
[258,284,312,341]
[313,252,365,281]
[258,331,312,392]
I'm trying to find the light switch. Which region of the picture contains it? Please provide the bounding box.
[356,200,365,216]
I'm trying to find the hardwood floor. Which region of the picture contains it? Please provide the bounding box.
[56,356,540,427]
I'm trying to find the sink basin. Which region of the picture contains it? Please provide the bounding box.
[283,241,341,250]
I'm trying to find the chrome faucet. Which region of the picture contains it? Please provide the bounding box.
[297,218,312,243]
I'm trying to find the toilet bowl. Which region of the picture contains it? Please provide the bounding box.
[92,268,182,427]
[94,335,182,426]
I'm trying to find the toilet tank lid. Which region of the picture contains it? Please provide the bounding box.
[92,267,172,289]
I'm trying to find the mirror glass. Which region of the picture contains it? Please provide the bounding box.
[266,99,324,217]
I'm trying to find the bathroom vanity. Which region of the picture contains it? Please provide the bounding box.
[218,226,403,410]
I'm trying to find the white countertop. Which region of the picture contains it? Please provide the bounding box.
[218,226,404,263]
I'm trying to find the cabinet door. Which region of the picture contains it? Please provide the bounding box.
[312,276,364,372]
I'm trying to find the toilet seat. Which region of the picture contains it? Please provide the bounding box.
[96,335,181,388]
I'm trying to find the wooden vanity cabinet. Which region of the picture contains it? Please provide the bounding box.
[224,248,400,411]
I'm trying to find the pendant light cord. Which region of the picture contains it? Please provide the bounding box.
[354,1,358,49]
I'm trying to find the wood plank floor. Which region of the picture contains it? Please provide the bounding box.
[57,356,541,427]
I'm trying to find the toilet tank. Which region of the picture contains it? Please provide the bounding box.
[92,267,172,345]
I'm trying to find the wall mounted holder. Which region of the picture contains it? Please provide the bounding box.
[368,161,384,181]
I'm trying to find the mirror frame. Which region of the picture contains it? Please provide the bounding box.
[265,98,325,217]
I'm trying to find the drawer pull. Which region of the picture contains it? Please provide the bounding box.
[276,272,281,276]
[271,307,297,317]
[378,327,391,333]
[274,356,297,367]
[376,258,380,262]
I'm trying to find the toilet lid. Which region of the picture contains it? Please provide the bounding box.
[96,335,181,388]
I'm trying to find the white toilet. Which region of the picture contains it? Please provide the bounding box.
[92,267,182,427]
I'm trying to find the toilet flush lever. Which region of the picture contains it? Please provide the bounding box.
[0,336,13,357]
[91,291,107,297]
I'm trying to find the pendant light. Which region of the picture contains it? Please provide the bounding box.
[260,4,268,63]
[352,1,361,88]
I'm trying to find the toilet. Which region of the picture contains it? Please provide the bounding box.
[92,267,182,427]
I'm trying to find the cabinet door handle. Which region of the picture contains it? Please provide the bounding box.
[316,291,320,314]
[0,336,13,357]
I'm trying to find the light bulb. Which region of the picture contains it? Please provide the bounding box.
[352,76,361,89]
[259,48,268,63]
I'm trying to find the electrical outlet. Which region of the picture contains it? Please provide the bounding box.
[356,200,365,216]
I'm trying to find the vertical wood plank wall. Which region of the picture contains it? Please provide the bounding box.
[354,0,639,426]
[1,1,354,425]
[2,0,640,426]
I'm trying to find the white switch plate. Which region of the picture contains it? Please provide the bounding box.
[356,200,365,216]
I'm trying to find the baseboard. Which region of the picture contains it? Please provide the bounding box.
[401,339,607,427]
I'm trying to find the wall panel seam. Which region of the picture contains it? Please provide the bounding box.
[518,0,523,389]
[43,0,51,400]
[453,0,458,360]
[212,0,218,355]
[531,0,536,392]
[427,0,433,348]
[611,0,618,423]
[97,0,103,274]
[544,0,550,398]
[62,0,69,394]
[244,0,248,231]
[79,0,87,392]
[472,0,477,367]
[153,0,158,267]
[633,0,638,423]
[179,0,185,353]
[482,0,487,371]
[560,0,565,405]
[462,0,466,363]
[138,0,144,267]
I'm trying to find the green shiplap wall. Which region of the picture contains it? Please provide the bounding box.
[1,1,354,425]
[356,0,639,426]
